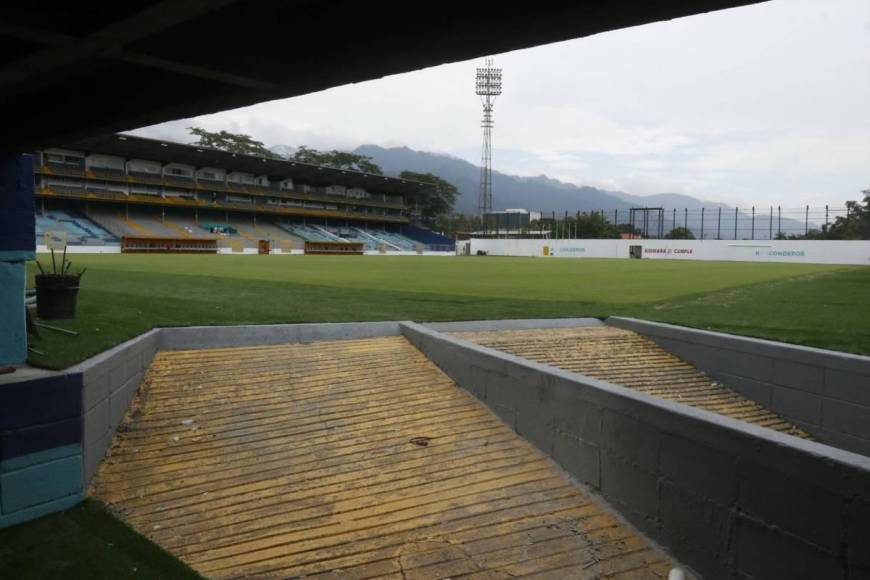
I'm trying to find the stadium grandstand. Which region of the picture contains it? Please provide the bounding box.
[33,134,454,252]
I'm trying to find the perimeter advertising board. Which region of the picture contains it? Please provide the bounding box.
[469,239,870,265]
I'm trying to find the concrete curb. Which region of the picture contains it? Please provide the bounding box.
[158,321,402,350]
[422,317,602,333]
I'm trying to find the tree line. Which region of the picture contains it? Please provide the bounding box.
[775,191,870,240]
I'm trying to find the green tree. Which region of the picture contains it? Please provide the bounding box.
[826,190,870,240]
[292,146,383,174]
[399,171,459,227]
[774,191,869,241]
[187,127,283,159]
[665,226,696,239]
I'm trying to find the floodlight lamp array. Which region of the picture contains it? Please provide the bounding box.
[475,68,502,96]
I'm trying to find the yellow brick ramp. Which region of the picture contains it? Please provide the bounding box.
[455,326,810,438]
[92,336,674,579]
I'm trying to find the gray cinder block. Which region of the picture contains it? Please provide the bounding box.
[738,461,845,552]
[658,481,731,579]
[552,430,600,488]
[658,434,737,505]
[773,359,825,393]
[600,410,660,472]
[731,515,843,580]
[822,399,870,440]
[83,398,109,448]
[599,450,659,520]
[771,386,823,424]
[824,368,870,407]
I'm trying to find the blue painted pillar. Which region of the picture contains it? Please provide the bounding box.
[0,154,35,365]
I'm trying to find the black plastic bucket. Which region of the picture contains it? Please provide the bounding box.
[35,274,80,320]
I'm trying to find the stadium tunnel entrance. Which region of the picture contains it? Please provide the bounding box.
[4,317,868,579]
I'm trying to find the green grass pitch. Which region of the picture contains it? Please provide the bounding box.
[26,253,870,368]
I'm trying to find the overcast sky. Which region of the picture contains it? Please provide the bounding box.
[134,0,870,208]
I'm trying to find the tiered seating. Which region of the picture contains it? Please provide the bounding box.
[44,184,86,195]
[89,166,127,180]
[401,224,455,250]
[35,209,118,245]
[237,222,303,249]
[279,223,337,242]
[351,228,399,250]
[197,177,225,188]
[163,175,195,188]
[374,230,419,250]
[332,228,377,251]
[44,163,85,177]
[86,207,185,238]
[199,221,238,235]
[128,171,164,185]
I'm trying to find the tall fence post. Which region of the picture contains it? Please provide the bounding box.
[825,205,829,232]
[769,206,773,240]
[805,205,809,235]
[684,207,688,231]
[734,207,738,239]
[700,207,705,240]
[672,208,676,237]
[717,207,721,239]
[776,205,782,238]
[751,206,755,240]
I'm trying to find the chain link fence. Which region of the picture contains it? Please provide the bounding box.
[484,205,854,240]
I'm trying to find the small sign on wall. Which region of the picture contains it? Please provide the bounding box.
[543,246,550,256]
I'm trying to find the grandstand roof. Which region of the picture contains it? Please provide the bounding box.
[62,133,431,197]
[0,1,763,151]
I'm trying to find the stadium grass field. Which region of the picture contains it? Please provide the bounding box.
[26,254,870,368]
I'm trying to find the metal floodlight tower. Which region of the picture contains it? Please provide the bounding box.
[476,57,502,217]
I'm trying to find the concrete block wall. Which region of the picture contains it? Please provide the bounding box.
[0,373,84,527]
[400,322,870,580]
[423,317,603,333]
[608,317,870,457]
[70,329,161,485]
[160,321,402,350]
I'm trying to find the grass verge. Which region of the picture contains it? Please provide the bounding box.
[0,499,201,579]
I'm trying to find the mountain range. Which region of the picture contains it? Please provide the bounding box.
[353,144,728,215]
[272,143,809,238]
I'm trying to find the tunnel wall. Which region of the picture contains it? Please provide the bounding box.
[607,317,870,457]
[400,321,870,580]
